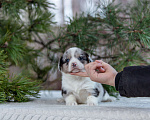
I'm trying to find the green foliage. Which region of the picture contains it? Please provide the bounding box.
[0,0,55,82]
[64,14,100,52]
[102,84,118,96]
[0,50,40,102]
[2,74,40,102]
[0,50,8,102]
[0,0,56,102]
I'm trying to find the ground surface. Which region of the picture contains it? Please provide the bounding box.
[0,90,150,120]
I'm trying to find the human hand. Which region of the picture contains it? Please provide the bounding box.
[70,60,118,86]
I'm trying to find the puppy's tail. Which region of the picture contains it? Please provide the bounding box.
[102,90,116,102]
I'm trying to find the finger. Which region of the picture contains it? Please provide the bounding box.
[97,67,105,73]
[70,72,89,77]
[95,60,108,70]
[89,63,103,73]
[101,67,105,72]
[94,60,105,72]
[95,60,103,64]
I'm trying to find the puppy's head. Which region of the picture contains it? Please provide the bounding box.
[58,47,92,73]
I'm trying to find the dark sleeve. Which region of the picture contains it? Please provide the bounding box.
[115,65,150,97]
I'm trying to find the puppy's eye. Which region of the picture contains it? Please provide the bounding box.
[78,56,84,61]
[65,59,70,63]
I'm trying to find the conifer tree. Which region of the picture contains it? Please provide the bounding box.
[0,0,54,102]
[0,0,55,78]
[0,50,40,102]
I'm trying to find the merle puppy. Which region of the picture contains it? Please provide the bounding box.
[58,47,115,106]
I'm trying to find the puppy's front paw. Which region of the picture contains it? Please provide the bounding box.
[65,94,77,106]
[66,101,77,106]
[87,101,98,106]
[87,96,98,106]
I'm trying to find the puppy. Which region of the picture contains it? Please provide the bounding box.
[58,47,115,105]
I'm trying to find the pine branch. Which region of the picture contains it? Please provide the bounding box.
[0,50,40,102]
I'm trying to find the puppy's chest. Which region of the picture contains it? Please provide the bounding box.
[62,77,95,95]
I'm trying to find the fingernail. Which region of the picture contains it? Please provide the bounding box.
[101,67,105,71]
[96,60,102,63]
[97,63,102,65]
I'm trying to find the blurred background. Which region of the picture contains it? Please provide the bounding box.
[48,0,134,25]
[0,0,149,102]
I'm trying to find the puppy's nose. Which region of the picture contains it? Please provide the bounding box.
[72,62,77,67]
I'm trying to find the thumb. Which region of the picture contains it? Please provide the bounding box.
[95,60,108,70]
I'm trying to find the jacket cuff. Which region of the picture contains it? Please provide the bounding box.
[115,71,123,91]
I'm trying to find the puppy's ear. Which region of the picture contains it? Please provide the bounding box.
[85,53,93,63]
[58,56,63,71]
